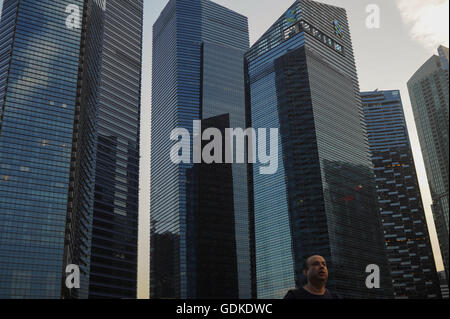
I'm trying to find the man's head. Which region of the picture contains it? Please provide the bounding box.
[302,255,328,285]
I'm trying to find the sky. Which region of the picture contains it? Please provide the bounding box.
[0,0,448,299]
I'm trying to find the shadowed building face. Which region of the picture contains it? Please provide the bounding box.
[0,0,143,299]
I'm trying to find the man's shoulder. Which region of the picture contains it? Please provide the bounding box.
[284,287,342,299]
[284,288,309,299]
[326,289,343,299]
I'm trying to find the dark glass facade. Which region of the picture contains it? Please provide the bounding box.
[88,0,143,299]
[362,90,441,299]
[0,0,142,299]
[245,0,392,299]
[408,46,449,281]
[151,0,252,299]
[62,0,104,299]
[186,114,239,298]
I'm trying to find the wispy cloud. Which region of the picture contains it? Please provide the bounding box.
[397,0,449,49]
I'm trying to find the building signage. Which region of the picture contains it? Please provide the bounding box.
[333,20,343,38]
[285,9,297,26]
[283,19,345,55]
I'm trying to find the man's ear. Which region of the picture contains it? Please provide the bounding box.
[303,269,307,277]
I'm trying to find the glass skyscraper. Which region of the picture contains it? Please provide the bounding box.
[151,0,252,299]
[362,89,441,299]
[245,0,392,299]
[88,0,143,299]
[0,0,142,299]
[408,46,449,282]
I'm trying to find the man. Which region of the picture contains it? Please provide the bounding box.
[284,255,342,299]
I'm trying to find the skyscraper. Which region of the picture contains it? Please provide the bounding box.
[408,46,449,281]
[151,0,252,299]
[0,0,97,299]
[88,0,143,299]
[362,89,441,299]
[245,0,392,299]
[0,0,142,299]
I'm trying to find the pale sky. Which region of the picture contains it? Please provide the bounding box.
[0,0,448,299]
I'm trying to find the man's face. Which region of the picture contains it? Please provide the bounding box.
[304,255,328,283]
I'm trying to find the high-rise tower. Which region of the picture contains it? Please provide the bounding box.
[245,0,392,299]
[0,0,142,298]
[151,0,252,299]
[362,89,441,299]
[88,0,143,299]
[408,46,449,281]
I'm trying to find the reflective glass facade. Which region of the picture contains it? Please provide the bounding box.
[362,90,441,299]
[151,0,252,299]
[246,0,392,299]
[408,46,449,281]
[88,0,143,299]
[0,0,89,298]
[62,0,105,299]
[0,0,142,299]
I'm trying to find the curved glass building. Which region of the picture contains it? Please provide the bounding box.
[407,46,449,283]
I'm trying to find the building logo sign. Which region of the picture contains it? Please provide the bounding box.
[285,9,297,26]
[333,20,343,38]
[283,19,345,56]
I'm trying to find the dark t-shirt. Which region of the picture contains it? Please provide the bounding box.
[284,287,342,299]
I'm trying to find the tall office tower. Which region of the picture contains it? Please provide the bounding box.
[88,0,143,299]
[0,0,142,299]
[0,0,100,299]
[245,0,392,299]
[362,90,441,299]
[151,0,252,299]
[408,46,449,281]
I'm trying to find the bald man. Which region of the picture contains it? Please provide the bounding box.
[284,255,342,299]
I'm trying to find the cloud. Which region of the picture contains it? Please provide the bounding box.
[397,0,449,49]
